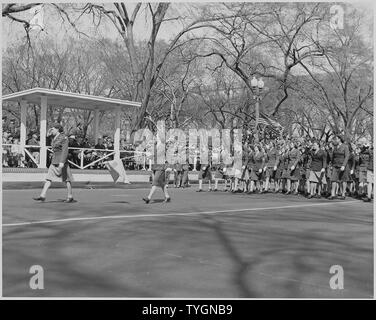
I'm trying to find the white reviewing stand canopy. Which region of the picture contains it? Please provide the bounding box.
[2,88,141,168]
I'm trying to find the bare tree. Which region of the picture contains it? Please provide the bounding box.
[2,37,112,139]
[191,3,327,117]
[2,3,41,30]
[297,5,373,139]
[2,3,82,45]
[78,2,233,133]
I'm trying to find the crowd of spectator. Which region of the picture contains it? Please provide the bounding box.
[2,117,143,169]
[65,135,142,170]
[2,129,42,168]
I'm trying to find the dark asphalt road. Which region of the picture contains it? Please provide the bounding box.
[2,187,373,298]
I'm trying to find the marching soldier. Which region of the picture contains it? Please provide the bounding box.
[249,145,265,193]
[241,144,252,193]
[307,141,327,198]
[181,159,190,188]
[143,161,172,203]
[196,157,213,192]
[33,123,74,203]
[286,141,301,195]
[174,162,183,188]
[263,141,279,193]
[360,142,373,202]
[328,135,350,200]
[213,160,225,191]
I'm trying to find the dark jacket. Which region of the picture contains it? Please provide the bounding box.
[277,153,288,170]
[359,148,372,170]
[251,152,265,170]
[309,149,327,172]
[51,133,69,165]
[348,152,356,171]
[331,143,350,168]
[301,148,310,169]
[367,149,373,172]
[288,148,300,168]
[266,148,279,167]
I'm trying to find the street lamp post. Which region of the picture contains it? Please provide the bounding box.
[250,76,264,143]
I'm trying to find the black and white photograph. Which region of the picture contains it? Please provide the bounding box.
[0,1,374,301]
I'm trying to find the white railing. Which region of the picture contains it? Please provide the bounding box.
[2,143,41,167]
[24,145,40,167]
[49,146,150,170]
[2,144,167,171]
[2,144,147,170]
[47,147,115,170]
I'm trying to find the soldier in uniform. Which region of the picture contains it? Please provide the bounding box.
[248,144,265,193]
[328,134,350,200]
[263,141,279,193]
[357,139,369,198]
[212,160,224,191]
[223,156,234,192]
[307,141,327,198]
[181,159,190,188]
[350,143,361,198]
[361,142,373,202]
[33,123,74,202]
[323,142,333,198]
[275,144,287,193]
[286,141,301,195]
[300,141,311,196]
[174,162,183,188]
[347,144,357,197]
[196,157,213,192]
[241,144,252,193]
[143,161,172,203]
[280,145,291,193]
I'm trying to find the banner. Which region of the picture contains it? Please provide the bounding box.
[105,159,130,184]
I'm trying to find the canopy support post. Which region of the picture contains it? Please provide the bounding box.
[114,106,121,161]
[20,99,27,158]
[39,95,47,168]
[94,108,100,145]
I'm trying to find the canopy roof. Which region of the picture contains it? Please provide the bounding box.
[2,87,141,111]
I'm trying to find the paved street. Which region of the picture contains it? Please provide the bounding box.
[2,187,373,298]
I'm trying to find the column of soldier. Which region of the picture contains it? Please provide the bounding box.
[170,134,374,202]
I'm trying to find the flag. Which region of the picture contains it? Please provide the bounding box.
[260,113,282,128]
[258,117,270,126]
[248,112,282,129]
[105,159,130,184]
[29,5,44,31]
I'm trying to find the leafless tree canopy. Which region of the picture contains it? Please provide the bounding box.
[2,2,373,142]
